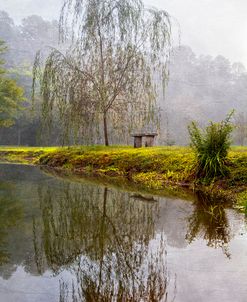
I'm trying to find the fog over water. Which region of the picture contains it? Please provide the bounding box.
[1,0,247,66]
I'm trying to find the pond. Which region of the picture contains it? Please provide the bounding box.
[0,164,246,302]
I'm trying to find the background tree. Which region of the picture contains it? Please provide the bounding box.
[33,0,172,145]
[0,40,24,129]
[234,112,247,146]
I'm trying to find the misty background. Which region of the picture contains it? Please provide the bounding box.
[0,0,246,145]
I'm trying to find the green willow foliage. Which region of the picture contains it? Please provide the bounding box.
[188,111,234,180]
[33,0,172,145]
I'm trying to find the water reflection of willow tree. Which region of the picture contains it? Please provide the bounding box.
[34,182,172,301]
[186,192,231,258]
[62,233,168,301]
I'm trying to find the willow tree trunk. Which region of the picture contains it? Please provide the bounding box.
[103,113,109,146]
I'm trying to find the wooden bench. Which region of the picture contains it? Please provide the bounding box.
[132,133,157,148]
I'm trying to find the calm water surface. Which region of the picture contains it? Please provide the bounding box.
[0,164,246,302]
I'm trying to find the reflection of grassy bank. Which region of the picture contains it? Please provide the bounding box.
[1,145,247,211]
[41,165,195,202]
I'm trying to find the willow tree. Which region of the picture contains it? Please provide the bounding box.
[33,0,171,145]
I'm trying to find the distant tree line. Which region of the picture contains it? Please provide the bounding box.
[0,10,59,145]
[161,46,247,145]
[0,10,247,146]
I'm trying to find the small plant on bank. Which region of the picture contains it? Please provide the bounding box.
[188,111,234,180]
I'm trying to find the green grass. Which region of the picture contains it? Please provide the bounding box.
[235,190,247,214]
[0,146,59,164]
[1,145,247,212]
[38,146,195,183]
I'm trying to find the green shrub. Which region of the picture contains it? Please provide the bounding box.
[188,111,234,180]
[236,190,247,214]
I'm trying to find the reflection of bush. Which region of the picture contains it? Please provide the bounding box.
[34,182,173,301]
[186,192,231,257]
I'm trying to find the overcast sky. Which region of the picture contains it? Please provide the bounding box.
[1,0,247,67]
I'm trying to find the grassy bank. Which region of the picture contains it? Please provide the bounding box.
[0,146,58,164]
[1,145,247,211]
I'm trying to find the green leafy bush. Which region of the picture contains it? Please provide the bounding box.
[188,112,234,180]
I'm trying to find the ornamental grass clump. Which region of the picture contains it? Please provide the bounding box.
[188,112,234,180]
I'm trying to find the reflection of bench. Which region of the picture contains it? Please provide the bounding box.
[131,194,157,203]
[132,133,157,148]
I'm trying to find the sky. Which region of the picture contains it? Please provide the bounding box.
[1,0,247,67]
